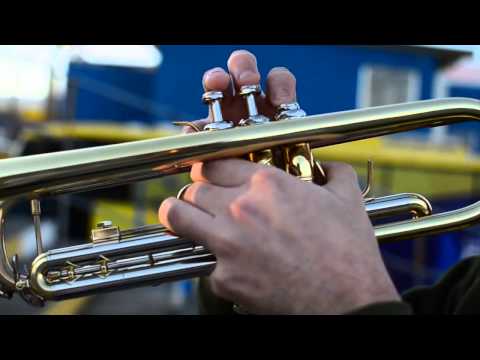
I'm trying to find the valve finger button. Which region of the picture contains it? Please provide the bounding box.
[239,85,270,126]
[177,183,192,200]
[275,102,307,121]
[202,91,234,131]
[96,220,113,229]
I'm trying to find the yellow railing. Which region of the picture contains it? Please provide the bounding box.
[314,138,480,198]
[20,122,178,144]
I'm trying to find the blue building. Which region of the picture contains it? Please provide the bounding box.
[430,62,480,152]
[69,45,470,127]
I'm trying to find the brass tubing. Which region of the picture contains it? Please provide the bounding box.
[1,98,479,201]
[365,193,432,220]
[2,98,480,303]
[30,193,432,300]
[0,202,15,297]
[375,201,480,243]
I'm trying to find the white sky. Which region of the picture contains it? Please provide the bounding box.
[0,46,162,107]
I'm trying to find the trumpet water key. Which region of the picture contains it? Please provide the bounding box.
[2,95,480,306]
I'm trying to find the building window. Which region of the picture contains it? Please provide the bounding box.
[357,65,421,108]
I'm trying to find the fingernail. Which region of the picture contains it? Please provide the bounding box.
[207,67,224,74]
[269,67,290,73]
[205,67,225,79]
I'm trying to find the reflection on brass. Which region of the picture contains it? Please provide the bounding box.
[1,97,480,304]
[362,160,374,198]
[172,122,202,133]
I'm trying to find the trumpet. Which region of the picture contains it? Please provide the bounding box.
[1,93,479,306]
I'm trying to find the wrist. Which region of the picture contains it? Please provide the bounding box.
[345,270,401,314]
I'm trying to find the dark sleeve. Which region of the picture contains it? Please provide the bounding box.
[348,255,480,315]
[401,255,480,315]
[346,301,413,315]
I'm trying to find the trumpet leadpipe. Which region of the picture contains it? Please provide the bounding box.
[1,98,479,201]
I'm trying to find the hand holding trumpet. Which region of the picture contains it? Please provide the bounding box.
[159,50,400,314]
[4,49,479,313]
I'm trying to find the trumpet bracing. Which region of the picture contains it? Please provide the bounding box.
[1,94,480,306]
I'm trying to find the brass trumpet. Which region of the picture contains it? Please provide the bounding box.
[1,96,479,306]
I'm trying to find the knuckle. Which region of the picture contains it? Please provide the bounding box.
[229,195,254,219]
[251,167,281,189]
[185,181,208,203]
[338,163,358,181]
[213,231,239,257]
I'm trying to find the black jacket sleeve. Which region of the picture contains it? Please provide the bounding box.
[401,255,480,314]
[348,256,480,315]
[346,301,413,315]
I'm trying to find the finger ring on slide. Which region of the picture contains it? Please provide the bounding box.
[176,183,192,200]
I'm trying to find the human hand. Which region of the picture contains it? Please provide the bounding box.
[159,50,400,314]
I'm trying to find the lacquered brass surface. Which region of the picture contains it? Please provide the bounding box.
[20,193,431,302]
[1,98,479,201]
[1,97,480,304]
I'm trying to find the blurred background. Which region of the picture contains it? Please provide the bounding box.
[1,45,480,314]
